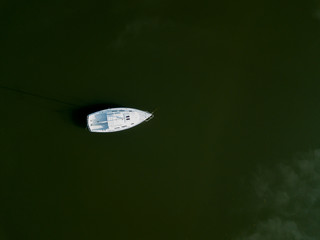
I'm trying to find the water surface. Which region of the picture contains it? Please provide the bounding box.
[1,1,320,239]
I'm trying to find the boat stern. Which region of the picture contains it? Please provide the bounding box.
[87,111,109,132]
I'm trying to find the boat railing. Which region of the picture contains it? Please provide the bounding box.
[145,114,154,122]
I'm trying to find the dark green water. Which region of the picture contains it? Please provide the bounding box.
[1,1,320,239]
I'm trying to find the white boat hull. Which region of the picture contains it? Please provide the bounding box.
[87,108,152,133]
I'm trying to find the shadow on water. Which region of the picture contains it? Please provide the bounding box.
[0,85,79,107]
[0,85,123,129]
[70,103,123,128]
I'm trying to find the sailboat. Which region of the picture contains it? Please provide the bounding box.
[87,108,153,133]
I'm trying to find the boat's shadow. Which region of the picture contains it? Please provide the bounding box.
[70,103,123,128]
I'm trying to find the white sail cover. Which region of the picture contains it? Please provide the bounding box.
[87,108,152,132]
